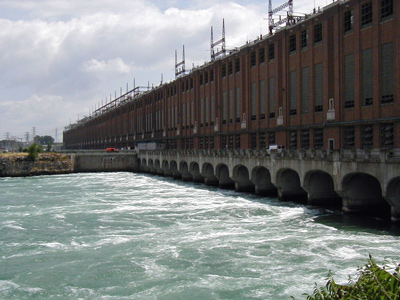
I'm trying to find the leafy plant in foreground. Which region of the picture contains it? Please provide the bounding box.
[304,256,400,300]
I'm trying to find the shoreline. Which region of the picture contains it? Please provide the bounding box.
[0,153,75,177]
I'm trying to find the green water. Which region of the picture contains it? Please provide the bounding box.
[1,172,399,299]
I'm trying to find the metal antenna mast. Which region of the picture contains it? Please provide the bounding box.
[268,0,294,35]
[210,19,226,61]
[175,45,185,79]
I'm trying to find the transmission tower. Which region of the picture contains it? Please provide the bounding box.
[25,132,30,144]
[211,19,226,61]
[32,127,36,142]
[175,45,185,79]
[268,0,294,35]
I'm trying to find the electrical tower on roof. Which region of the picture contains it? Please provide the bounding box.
[175,45,185,79]
[210,19,226,61]
[268,0,294,35]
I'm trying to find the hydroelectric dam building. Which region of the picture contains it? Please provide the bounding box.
[64,0,400,222]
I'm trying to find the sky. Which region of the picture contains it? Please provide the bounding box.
[0,0,330,143]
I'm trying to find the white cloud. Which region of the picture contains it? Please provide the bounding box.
[82,58,132,74]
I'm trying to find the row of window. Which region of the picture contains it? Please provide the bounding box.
[344,0,393,33]
[100,42,394,128]
[75,121,395,151]
[140,1,394,103]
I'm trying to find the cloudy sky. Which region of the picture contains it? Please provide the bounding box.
[0,0,329,142]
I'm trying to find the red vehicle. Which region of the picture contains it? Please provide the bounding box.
[106,148,119,152]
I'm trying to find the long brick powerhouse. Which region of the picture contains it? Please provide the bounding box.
[64,0,399,152]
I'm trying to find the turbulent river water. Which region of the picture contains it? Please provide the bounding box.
[1,172,399,299]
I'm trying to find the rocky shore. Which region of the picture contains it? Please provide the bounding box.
[0,153,75,177]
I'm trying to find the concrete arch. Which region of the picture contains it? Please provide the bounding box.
[154,159,163,176]
[341,172,391,217]
[170,160,182,180]
[179,160,193,181]
[135,158,142,172]
[216,163,234,189]
[162,160,172,177]
[251,166,277,196]
[189,162,204,183]
[303,170,341,207]
[386,177,400,222]
[141,158,148,172]
[202,162,219,186]
[232,164,255,193]
[276,168,307,202]
[148,159,156,174]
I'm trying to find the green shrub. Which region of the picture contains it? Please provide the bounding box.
[27,143,39,161]
[304,256,400,300]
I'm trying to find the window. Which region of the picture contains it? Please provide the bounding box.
[301,67,309,113]
[268,131,276,145]
[289,131,297,150]
[221,135,227,149]
[205,96,209,125]
[381,0,393,20]
[235,134,241,149]
[314,23,322,44]
[222,63,226,77]
[259,48,265,64]
[361,2,372,27]
[251,133,257,149]
[361,125,373,149]
[289,34,296,53]
[380,123,394,148]
[301,29,308,49]
[289,71,297,115]
[229,89,234,123]
[268,43,275,60]
[362,48,373,106]
[344,10,353,33]
[182,103,186,126]
[251,82,257,120]
[205,72,208,84]
[228,61,233,75]
[236,87,241,122]
[250,51,256,67]
[344,54,355,108]
[200,74,203,86]
[222,91,227,124]
[269,77,275,118]
[381,43,394,104]
[235,58,240,73]
[211,95,215,125]
[314,128,323,149]
[260,80,266,119]
[228,135,234,149]
[259,133,266,149]
[343,126,355,149]
[301,129,310,149]
[190,78,193,89]
[314,63,323,112]
[210,70,214,82]
[200,98,204,126]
